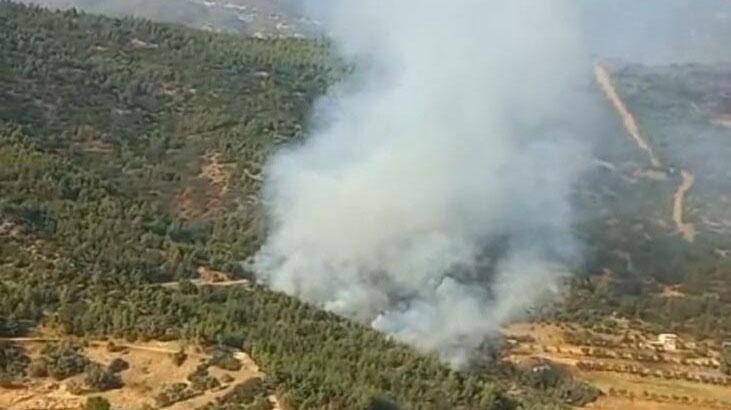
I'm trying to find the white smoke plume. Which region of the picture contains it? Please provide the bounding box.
[254,0,594,366]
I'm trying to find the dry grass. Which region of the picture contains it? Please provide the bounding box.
[586,396,720,410]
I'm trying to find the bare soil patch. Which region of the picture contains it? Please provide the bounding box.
[177,151,234,218]
[0,339,268,410]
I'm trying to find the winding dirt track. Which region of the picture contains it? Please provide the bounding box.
[595,63,697,242]
[594,64,663,168]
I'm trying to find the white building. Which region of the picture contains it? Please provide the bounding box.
[657,334,678,351]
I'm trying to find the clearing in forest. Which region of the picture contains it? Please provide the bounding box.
[0,338,276,410]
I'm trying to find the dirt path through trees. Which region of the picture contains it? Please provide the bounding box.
[594,64,663,168]
[595,63,697,241]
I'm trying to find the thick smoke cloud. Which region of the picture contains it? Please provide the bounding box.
[253,0,593,366]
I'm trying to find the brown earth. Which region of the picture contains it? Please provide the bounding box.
[177,151,234,219]
[0,339,272,410]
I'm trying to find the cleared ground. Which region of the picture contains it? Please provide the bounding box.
[0,338,272,410]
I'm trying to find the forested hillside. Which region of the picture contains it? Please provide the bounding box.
[554,62,731,342]
[0,2,571,409]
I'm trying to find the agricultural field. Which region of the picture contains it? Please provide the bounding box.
[504,321,731,410]
[505,61,731,409]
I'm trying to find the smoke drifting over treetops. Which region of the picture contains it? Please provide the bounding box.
[253,0,594,366]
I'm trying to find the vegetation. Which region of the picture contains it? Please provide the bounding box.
[107,357,130,373]
[0,342,30,380]
[722,345,731,376]
[209,348,242,371]
[522,364,599,407]
[188,363,221,391]
[201,377,273,410]
[85,396,112,410]
[40,342,91,380]
[156,383,203,407]
[85,362,123,392]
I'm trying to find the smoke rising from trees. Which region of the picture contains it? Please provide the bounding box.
[253,0,594,366]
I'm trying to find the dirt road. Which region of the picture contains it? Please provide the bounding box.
[594,64,663,168]
[595,63,699,241]
[158,278,253,289]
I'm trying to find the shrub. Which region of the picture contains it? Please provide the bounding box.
[721,346,731,376]
[209,350,241,371]
[41,342,90,380]
[27,359,48,378]
[0,342,30,379]
[84,363,123,392]
[108,358,129,373]
[171,350,187,367]
[368,397,400,410]
[105,342,126,353]
[85,396,111,410]
[199,377,270,409]
[188,367,221,391]
[557,381,601,406]
[155,383,200,407]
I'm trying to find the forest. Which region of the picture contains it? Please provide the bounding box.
[554,61,731,341]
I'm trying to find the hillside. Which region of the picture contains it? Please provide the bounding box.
[514,62,731,410]
[3,2,731,409]
[558,61,731,340]
[0,2,575,409]
[20,0,319,38]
